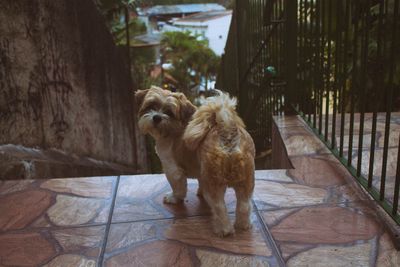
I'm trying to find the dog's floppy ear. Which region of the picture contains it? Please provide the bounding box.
[181,100,196,124]
[174,93,196,124]
[135,89,149,109]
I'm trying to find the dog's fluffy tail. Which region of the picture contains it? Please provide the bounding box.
[183,90,245,151]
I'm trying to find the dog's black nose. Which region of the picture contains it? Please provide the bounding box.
[153,115,162,124]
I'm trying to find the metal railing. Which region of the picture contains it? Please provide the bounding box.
[217,0,287,152]
[217,0,400,224]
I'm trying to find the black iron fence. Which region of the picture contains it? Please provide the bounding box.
[217,0,400,224]
[217,0,287,152]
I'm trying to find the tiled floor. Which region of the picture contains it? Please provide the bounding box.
[302,112,400,208]
[0,175,278,266]
[0,116,399,266]
[0,171,398,266]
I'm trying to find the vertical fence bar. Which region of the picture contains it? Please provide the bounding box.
[331,0,342,149]
[244,1,248,73]
[275,0,279,77]
[318,0,325,135]
[394,133,400,215]
[306,0,312,122]
[324,0,333,142]
[304,0,308,116]
[267,1,272,133]
[264,9,269,147]
[234,0,241,109]
[299,0,304,112]
[310,0,316,127]
[368,0,385,188]
[256,0,260,145]
[285,0,297,113]
[339,0,350,157]
[334,0,343,148]
[313,0,319,130]
[380,0,399,200]
[273,0,278,116]
[279,0,284,78]
[310,0,316,125]
[303,0,307,119]
[268,0,273,140]
[249,0,252,69]
[356,0,371,177]
[347,2,360,167]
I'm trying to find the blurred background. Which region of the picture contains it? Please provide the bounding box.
[96,0,235,172]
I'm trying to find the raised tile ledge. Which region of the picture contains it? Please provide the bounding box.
[0,144,136,180]
[272,115,400,249]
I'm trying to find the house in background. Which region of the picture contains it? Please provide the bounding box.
[162,10,232,56]
[144,3,225,25]
[134,3,232,91]
[135,3,229,57]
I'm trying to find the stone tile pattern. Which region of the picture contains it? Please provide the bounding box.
[0,115,399,266]
[0,176,116,266]
[0,175,276,267]
[104,175,276,266]
[271,115,400,266]
[321,112,400,207]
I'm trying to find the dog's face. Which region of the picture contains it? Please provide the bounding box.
[135,86,196,139]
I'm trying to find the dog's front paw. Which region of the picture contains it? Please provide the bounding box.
[213,223,235,237]
[234,220,253,231]
[163,192,183,204]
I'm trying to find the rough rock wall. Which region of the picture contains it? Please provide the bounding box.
[0,0,138,169]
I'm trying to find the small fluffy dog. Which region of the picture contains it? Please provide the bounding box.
[135,87,255,237]
[184,90,255,237]
[135,86,200,204]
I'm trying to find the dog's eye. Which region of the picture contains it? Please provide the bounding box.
[143,101,160,112]
[164,110,175,118]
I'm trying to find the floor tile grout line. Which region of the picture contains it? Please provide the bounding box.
[110,213,214,225]
[253,202,286,267]
[254,199,375,213]
[108,208,247,227]
[98,175,120,267]
[0,222,109,235]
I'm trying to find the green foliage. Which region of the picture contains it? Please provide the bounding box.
[112,19,147,45]
[161,31,220,96]
[131,46,160,89]
[97,0,147,45]
[297,0,400,112]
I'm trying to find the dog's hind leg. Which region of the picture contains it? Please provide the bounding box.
[233,182,253,231]
[203,184,234,237]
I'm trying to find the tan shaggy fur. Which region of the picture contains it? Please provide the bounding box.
[135,86,199,204]
[183,91,255,237]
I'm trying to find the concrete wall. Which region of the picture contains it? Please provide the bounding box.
[0,0,140,178]
[271,120,293,169]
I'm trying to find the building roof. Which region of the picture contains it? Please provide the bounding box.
[132,33,162,46]
[173,10,232,24]
[146,4,225,16]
